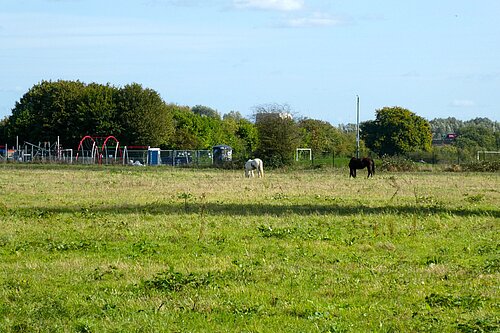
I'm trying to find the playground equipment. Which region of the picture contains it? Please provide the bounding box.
[76,135,121,164]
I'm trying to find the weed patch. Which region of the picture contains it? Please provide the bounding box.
[425,293,485,309]
[457,317,499,333]
[143,268,213,292]
[47,239,98,252]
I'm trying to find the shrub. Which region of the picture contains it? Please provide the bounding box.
[460,161,500,172]
[379,155,420,172]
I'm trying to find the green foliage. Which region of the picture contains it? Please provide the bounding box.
[456,124,497,151]
[430,117,498,139]
[379,155,421,172]
[77,82,119,137]
[234,118,259,158]
[298,118,342,154]
[116,83,174,146]
[362,106,432,156]
[460,161,500,172]
[170,105,202,149]
[223,110,244,121]
[430,118,499,161]
[191,105,221,120]
[168,106,258,160]
[429,117,464,140]
[2,80,497,164]
[3,80,174,148]
[0,117,9,144]
[254,104,301,167]
[6,80,87,146]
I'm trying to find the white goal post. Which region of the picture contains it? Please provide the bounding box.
[476,151,500,161]
[296,148,312,161]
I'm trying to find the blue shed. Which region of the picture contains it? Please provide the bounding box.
[148,148,161,165]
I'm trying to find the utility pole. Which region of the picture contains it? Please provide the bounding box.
[356,95,360,158]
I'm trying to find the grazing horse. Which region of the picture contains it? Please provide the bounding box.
[245,158,264,178]
[349,157,375,178]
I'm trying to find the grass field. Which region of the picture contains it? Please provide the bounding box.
[0,164,498,332]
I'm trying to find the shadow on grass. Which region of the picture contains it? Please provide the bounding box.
[12,202,500,218]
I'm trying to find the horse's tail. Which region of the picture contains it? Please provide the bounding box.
[372,160,375,174]
[259,160,264,177]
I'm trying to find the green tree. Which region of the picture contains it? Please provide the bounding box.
[298,118,342,154]
[191,105,221,120]
[5,80,87,147]
[115,83,174,147]
[429,117,463,139]
[361,106,432,156]
[171,107,224,149]
[76,83,119,137]
[235,118,259,158]
[455,124,496,152]
[171,106,257,159]
[464,117,498,130]
[223,111,244,122]
[0,117,8,144]
[169,105,198,149]
[220,117,259,160]
[254,103,300,167]
[336,123,362,156]
[4,81,174,148]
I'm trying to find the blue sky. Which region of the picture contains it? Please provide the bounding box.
[1,0,499,125]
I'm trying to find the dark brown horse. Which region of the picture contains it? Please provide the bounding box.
[349,157,375,178]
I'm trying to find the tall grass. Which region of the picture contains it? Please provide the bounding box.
[0,164,498,332]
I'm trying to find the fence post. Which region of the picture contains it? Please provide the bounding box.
[332,151,335,168]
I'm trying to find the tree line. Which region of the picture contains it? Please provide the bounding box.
[0,81,355,164]
[0,80,498,165]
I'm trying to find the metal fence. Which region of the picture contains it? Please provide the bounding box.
[0,143,214,167]
[2,141,498,168]
[124,149,213,167]
[295,149,500,168]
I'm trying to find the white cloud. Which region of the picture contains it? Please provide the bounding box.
[450,99,475,108]
[233,0,303,11]
[286,12,343,27]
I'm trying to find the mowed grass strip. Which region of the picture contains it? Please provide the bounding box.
[0,164,498,332]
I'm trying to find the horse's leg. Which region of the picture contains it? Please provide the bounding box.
[368,163,374,177]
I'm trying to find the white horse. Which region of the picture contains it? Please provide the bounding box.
[245,158,264,178]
